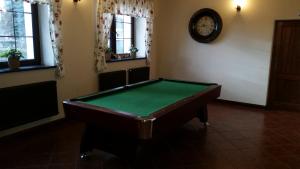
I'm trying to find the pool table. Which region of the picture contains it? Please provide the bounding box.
[63,79,221,159]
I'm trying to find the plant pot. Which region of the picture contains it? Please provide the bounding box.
[8,56,20,70]
[130,52,137,59]
[105,53,111,61]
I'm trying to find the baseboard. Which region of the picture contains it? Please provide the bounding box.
[0,114,65,139]
[215,99,267,109]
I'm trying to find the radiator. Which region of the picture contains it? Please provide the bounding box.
[0,81,58,131]
[98,70,127,91]
[128,66,150,84]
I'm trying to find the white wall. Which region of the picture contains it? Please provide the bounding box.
[0,0,153,137]
[154,0,300,105]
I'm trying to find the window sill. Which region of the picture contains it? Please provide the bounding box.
[106,57,146,63]
[0,65,56,74]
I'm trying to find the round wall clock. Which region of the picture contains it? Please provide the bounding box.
[189,8,223,43]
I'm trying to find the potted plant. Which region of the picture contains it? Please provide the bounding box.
[105,47,112,61]
[129,45,138,59]
[0,49,23,69]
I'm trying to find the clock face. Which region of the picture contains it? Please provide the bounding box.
[188,8,223,43]
[196,16,215,36]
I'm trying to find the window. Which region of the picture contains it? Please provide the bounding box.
[109,15,135,60]
[0,0,40,68]
[107,15,146,62]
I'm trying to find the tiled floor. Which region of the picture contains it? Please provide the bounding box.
[1,102,300,169]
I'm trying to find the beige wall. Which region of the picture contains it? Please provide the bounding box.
[0,0,154,137]
[154,0,300,105]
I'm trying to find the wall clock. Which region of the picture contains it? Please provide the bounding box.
[189,8,223,43]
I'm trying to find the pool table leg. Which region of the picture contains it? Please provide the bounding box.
[129,141,152,168]
[80,125,94,159]
[197,105,209,126]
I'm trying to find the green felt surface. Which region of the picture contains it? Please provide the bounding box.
[82,80,209,117]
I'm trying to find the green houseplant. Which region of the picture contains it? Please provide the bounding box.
[105,47,112,61]
[0,49,24,69]
[129,45,138,59]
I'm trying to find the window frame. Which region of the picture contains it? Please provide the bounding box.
[0,4,41,69]
[110,15,135,55]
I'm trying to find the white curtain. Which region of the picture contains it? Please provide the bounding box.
[96,0,154,72]
[95,8,113,72]
[23,0,64,77]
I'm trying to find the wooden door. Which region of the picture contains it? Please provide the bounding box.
[268,20,300,111]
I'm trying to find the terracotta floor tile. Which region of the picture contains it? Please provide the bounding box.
[1,102,300,169]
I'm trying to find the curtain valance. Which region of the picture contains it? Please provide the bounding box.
[100,0,153,18]
[23,0,50,4]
